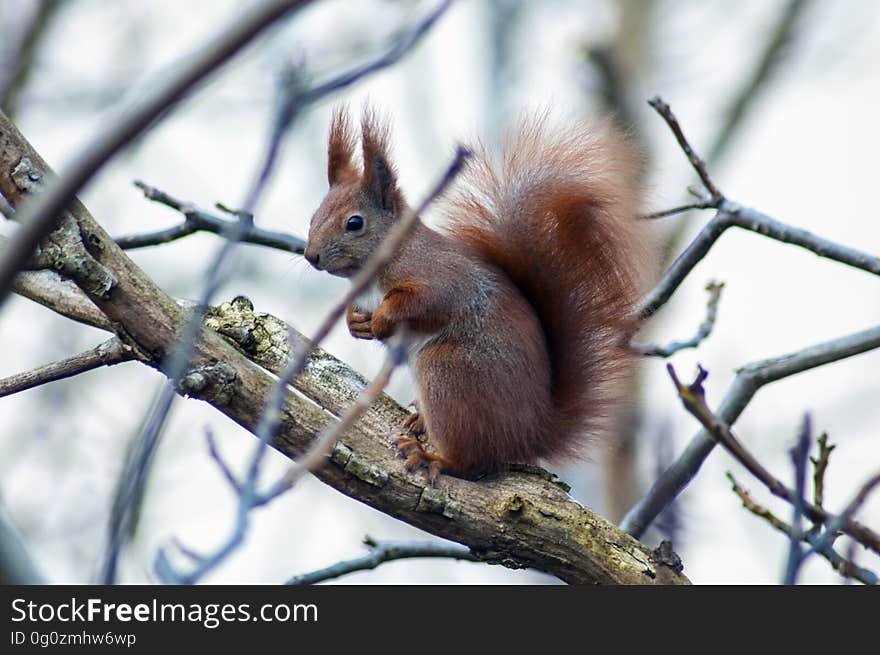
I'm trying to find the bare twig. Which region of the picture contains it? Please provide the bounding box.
[707,0,814,165]
[156,332,409,584]
[632,280,723,357]
[726,472,877,585]
[653,363,880,555]
[811,432,834,510]
[647,97,723,201]
[156,145,469,584]
[205,427,241,494]
[0,0,63,116]
[638,99,880,320]
[233,146,469,514]
[783,413,811,584]
[0,337,135,398]
[623,98,880,539]
[805,472,880,560]
[264,329,409,499]
[641,200,717,220]
[655,0,814,265]
[102,0,456,584]
[286,536,478,585]
[0,0,313,308]
[0,81,681,587]
[118,181,306,253]
[620,325,880,540]
[295,0,453,104]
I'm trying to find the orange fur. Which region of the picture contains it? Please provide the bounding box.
[327,107,357,185]
[440,116,652,465]
[306,107,654,478]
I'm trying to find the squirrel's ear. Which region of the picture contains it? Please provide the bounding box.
[328,106,357,186]
[361,108,399,212]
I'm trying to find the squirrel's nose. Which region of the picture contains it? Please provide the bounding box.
[304,250,321,269]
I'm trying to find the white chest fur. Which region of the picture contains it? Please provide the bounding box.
[352,280,384,313]
[351,280,436,362]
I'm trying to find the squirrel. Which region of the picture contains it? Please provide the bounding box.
[304,106,653,484]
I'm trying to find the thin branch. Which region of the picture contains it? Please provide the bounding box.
[0,0,313,308]
[264,330,408,499]
[0,337,135,398]
[811,432,834,511]
[205,427,240,494]
[656,363,880,555]
[120,0,453,254]
[783,413,811,584]
[101,24,310,586]
[157,143,469,584]
[102,0,456,584]
[296,0,453,103]
[621,325,880,540]
[117,181,306,253]
[707,0,814,165]
[726,472,877,585]
[235,146,470,509]
[648,96,723,202]
[632,280,723,357]
[805,472,880,559]
[637,98,880,320]
[0,0,64,116]
[285,536,478,585]
[654,0,813,267]
[641,199,716,220]
[0,71,682,587]
[156,332,409,584]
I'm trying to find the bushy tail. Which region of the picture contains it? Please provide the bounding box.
[440,114,653,460]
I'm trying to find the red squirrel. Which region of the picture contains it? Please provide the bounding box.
[304,106,652,483]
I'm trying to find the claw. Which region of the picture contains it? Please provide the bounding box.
[392,436,422,457]
[402,411,425,435]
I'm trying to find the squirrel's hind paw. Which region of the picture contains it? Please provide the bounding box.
[402,409,425,436]
[392,436,447,486]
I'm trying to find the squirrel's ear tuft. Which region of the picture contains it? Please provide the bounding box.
[328,106,357,185]
[361,106,400,212]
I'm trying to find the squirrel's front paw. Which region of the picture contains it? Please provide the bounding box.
[347,308,374,340]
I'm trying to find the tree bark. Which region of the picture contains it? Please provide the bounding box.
[0,111,689,585]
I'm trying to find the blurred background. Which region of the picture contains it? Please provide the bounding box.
[0,0,878,584]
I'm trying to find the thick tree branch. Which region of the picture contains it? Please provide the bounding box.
[156,333,410,584]
[0,98,682,586]
[0,0,313,306]
[0,337,136,398]
[10,266,113,331]
[102,0,457,584]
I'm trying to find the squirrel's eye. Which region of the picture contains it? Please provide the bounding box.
[346,215,365,232]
